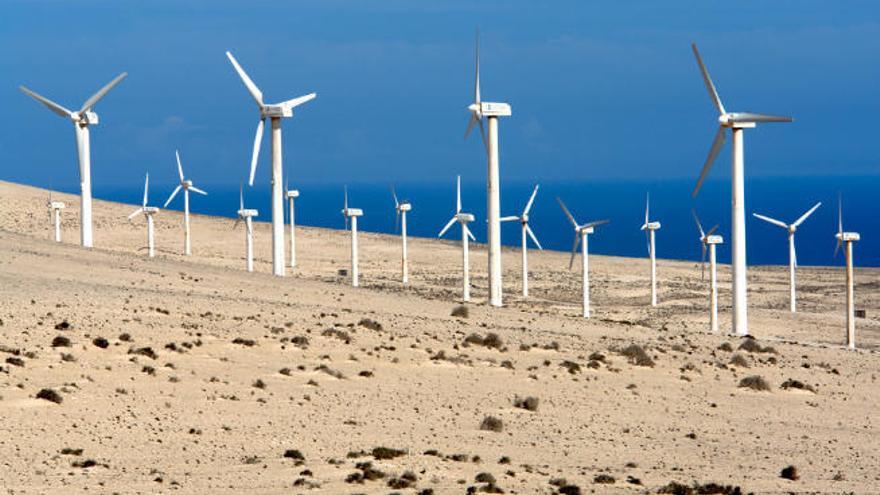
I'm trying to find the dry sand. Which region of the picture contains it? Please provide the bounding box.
[1,179,878,494]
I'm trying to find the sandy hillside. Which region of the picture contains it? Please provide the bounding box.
[0,179,878,494]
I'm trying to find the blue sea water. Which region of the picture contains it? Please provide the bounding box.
[87,176,878,268]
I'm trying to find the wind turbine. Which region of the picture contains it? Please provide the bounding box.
[234,183,259,273]
[392,185,412,284]
[225,51,316,277]
[20,72,127,248]
[439,176,477,302]
[500,184,542,298]
[341,187,363,288]
[752,202,821,313]
[285,179,300,269]
[557,198,609,318]
[693,210,723,333]
[640,193,661,307]
[834,197,860,350]
[163,150,208,256]
[47,192,65,243]
[128,173,160,258]
[465,29,511,308]
[690,43,793,337]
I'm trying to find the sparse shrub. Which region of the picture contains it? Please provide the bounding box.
[780,379,816,393]
[479,416,503,433]
[283,449,305,463]
[118,333,132,342]
[6,357,24,367]
[717,342,733,352]
[657,481,744,495]
[729,353,750,368]
[60,353,76,362]
[60,448,83,456]
[738,375,770,392]
[54,320,71,330]
[316,365,345,379]
[738,338,776,354]
[594,474,615,484]
[780,465,798,480]
[232,337,256,347]
[358,318,383,331]
[92,337,109,349]
[321,328,351,344]
[618,344,655,367]
[560,360,581,374]
[451,305,469,318]
[36,388,62,404]
[559,485,582,495]
[475,472,496,483]
[513,396,539,411]
[388,471,418,489]
[51,336,71,347]
[372,446,406,460]
[129,347,157,359]
[279,367,292,376]
[71,459,97,468]
[252,379,266,389]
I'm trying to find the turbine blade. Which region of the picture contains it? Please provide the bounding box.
[693,126,726,197]
[456,176,462,213]
[395,210,401,234]
[730,112,793,124]
[692,209,705,238]
[143,173,149,207]
[344,185,348,211]
[438,217,457,238]
[465,225,476,242]
[645,192,650,226]
[190,186,208,195]
[834,238,841,258]
[233,217,241,230]
[582,219,610,229]
[793,201,821,227]
[279,93,317,112]
[706,224,719,237]
[464,114,478,139]
[523,184,539,215]
[645,229,651,257]
[569,233,581,270]
[752,213,788,229]
[80,72,127,113]
[474,27,481,105]
[478,118,489,155]
[691,43,726,115]
[176,150,185,181]
[163,185,182,208]
[128,208,143,220]
[526,224,543,250]
[19,86,73,118]
[499,216,519,222]
[240,182,244,211]
[248,118,264,186]
[225,51,264,107]
[838,195,843,234]
[701,243,707,281]
[391,185,399,208]
[556,197,578,229]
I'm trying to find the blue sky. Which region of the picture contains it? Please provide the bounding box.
[1,0,878,190]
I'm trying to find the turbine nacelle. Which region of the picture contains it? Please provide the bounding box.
[342,208,363,218]
[286,189,300,199]
[397,202,412,212]
[837,232,860,242]
[50,201,66,210]
[705,234,724,245]
[456,212,475,223]
[238,208,258,218]
[641,221,661,231]
[143,206,159,214]
[182,179,193,188]
[470,101,511,117]
[577,225,595,235]
[72,111,99,126]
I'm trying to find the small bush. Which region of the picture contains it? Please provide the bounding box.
[358,318,383,331]
[372,446,406,460]
[129,347,157,359]
[738,338,776,354]
[513,396,539,412]
[619,344,655,367]
[479,416,503,433]
[729,353,750,368]
[51,336,71,347]
[451,305,469,318]
[92,337,109,349]
[560,360,581,374]
[36,388,63,404]
[717,342,733,352]
[780,379,816,393]
[232,337,256,347]
[738,375,771,392]
[283,449,305,461]
[780,465,799,481]
[593,474,615,484]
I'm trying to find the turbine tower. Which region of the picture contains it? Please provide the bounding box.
[693,210,722,333]
[392,185,412,284]
[500,185,542,298]
[234,183,259,273]
[752,202,821,313]
[47,193,65,243]
[226,51,316,277]
[285,180,300,269]
[557,197,609,318]
[439,176,477,302]
[465,30,511,308]
[341,187,364,288]
[640,193,661,307]
[834,197,860,350]
[128,173,160,258]
[163,150,208,256]
[20,72,127,248]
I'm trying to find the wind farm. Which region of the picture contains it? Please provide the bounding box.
[2,3,879,494]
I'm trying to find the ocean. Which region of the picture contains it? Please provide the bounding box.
[86,176,878,268]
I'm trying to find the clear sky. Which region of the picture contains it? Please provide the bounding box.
[1,0,878,189]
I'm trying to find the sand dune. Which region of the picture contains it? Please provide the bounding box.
[1,179,878,494]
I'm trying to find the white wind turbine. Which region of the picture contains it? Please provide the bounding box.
[226,51,316,277]
[20,72,127,248]
[285,179,300,269]
[500,185,542,298]
[392,185,412,284]
[557,198,609,318]
[341,187,364,288]
[640,193,661,307]
[47,192,65,243]
[693,210,723,333]
[234,183,259,273]
[163,150,208,256]
[752,202,821,313]
[834,197,860,350]
[690,43,793,337]
[128,173,160,258]
[465,29,511,308]
[439,176,477,302]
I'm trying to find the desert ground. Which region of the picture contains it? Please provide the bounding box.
[0,179,878,494]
